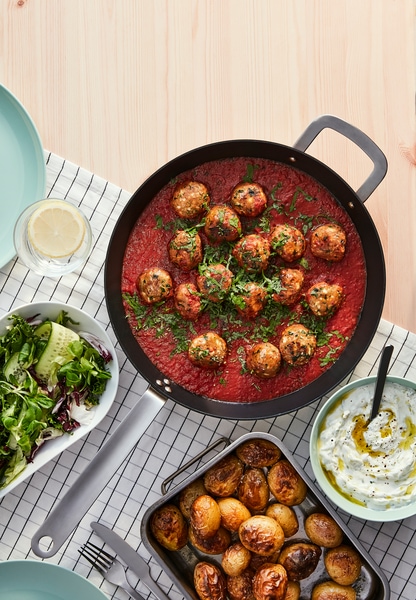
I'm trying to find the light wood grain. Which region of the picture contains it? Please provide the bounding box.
[1,0,415,332]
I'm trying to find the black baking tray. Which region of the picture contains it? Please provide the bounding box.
[141,432,390,600]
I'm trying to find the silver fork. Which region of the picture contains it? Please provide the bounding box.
[79,541,146,600]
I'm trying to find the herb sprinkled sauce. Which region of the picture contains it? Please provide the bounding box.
[122,157,366,402]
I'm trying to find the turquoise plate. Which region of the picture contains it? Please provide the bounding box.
[0,560,107,600]
[0,85,46,269]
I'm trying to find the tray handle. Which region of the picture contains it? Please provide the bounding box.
[161,436,230,495]
[293,114,387,202]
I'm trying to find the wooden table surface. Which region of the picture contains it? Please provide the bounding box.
[2,0,415,332]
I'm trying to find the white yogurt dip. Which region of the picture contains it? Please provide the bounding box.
[318,381,416,510]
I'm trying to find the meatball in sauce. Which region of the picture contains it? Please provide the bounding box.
[168,229,203,271]
[246,342,282,379]
[232,282,267,319]
[310,223,346,261]
[188,332,227,369]
[306,281,344,317]
[204,205,242,243]
[270,224,306,263]
[279,323,317,366]
[136,267,173,304]
[197,263,234,303]
[174,282,202,320]
[272,268,304,306]
[232,234,271,273]
[230,182,268,217]
[171,180,210,219]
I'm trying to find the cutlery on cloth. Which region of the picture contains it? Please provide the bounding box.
[370,344,394,421]
[78,541,146,600]
[91,522,170,600]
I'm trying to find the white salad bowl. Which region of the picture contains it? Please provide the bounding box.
[310,375,416,521]
[0,301,119,499]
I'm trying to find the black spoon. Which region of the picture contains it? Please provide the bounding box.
[370,344,394,421]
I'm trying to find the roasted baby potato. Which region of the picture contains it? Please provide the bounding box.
[217,497,251,532]
[278,542,322,581]
[226,568,256,600]
[239,515,285,556]
[265,503,299,537]
[237,467,269,513]
[149,504,188,551]
[179,478,207,519]
[285,581,301,600]
[305,512,344,548]
[267,459,307,506]
[236,438,281,468]
[252,563,288,600]
[194,561,227,600]
[324,544,362,585]
[203,453,244,497]
[189,525,231,555]
[221,541,251,577]
[190,494,221,538]
[311,580,356,600]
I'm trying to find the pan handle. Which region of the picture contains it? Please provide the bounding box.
[160,436,230,495]
[293,114,387,202]
[31,385,166,558]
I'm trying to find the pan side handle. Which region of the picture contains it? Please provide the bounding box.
[31,386,166,558]
[293,114,387,202]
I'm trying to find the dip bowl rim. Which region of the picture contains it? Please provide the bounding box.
[310,374,416,522]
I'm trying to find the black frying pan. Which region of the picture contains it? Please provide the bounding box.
[31,115,387,557]
[104,114,387,419]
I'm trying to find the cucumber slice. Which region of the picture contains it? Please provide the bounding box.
[34,321,80,382]
[4,352,27,384]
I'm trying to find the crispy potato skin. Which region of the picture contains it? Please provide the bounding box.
[189,525,231,555]
[238,467,270,513]
[278,542,322,581]
[285,581,301,600]
[324,544,362,585]
[239,515,285,556]
[227,568,256,600]
[217,497,251,532]
[221,542,252,576]
[203,454,244,497]
[252,563,288,600]
[179,478,207,519]
[267,459,307,506]
[150,504,188,551]
[311,580,356,600]
[304,512,344,548]
[190,494,221,538]
[194,561,227,600]
[265,503,299,537]
[236,439,281,468]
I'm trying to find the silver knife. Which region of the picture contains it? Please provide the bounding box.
[91,521,170,600]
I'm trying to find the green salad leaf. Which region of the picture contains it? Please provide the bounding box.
[0,310,113,488]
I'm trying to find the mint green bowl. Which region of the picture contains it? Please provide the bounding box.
[310,375,416,522]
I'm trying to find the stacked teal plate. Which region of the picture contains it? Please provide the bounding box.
[0,84,46,269]
[0,560,107,599]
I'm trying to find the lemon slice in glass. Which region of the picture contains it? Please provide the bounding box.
[28,199,87,258]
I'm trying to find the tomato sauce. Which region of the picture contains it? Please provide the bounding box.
[122,158,366,403]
